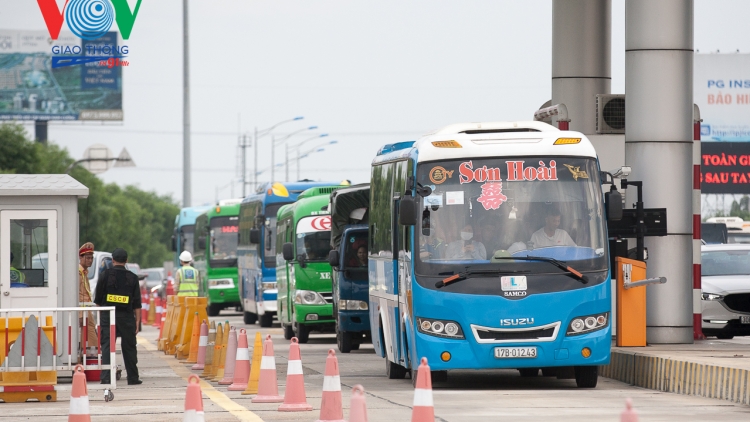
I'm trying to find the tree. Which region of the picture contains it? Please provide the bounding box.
[0,123,179,268]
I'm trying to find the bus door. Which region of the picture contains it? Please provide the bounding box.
[391,160,409,366]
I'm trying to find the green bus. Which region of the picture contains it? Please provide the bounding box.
[193,200,242,316]
[277,186,342,343]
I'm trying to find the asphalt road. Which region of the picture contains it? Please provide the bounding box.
[208,309,750,422]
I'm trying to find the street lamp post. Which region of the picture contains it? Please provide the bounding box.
[289,135,333,180]
[271,126,318,182]
[242,116,303,196]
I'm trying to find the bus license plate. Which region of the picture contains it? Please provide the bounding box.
[741,316,750,324]
[494,347,537,359]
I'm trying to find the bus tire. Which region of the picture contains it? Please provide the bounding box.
[337,330,353,353]
[207,303,222,317]
[295,323,310,343]
[351,342,360,350]
[574,366,598,388]
[519,368,539,377]
[259,313,273,328]
[283,324,294,340]
[386,358,407,380]
[243,311,257,325]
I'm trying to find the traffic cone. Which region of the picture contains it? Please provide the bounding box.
[620,398,639,422]
[147,296,156,324]
[411,358,434,422]
[219,328,238,385]
[251,335,283,403]
[184,374,205,422]
[211,321,230,381]
[349,385,368,422]
[68,364,90,422]
[315,349,345,422]
[201,322,222,379]
[192,320,208,371]
[228,329,251,391]
[278,337,312,411]
[186,312,201,364]
[242,332,263,395]
[152,296,163,328]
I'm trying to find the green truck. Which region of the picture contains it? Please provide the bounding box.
[276,186,342,343]
[193,201,242,316]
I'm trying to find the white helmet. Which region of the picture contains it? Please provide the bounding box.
[179,251,193,263]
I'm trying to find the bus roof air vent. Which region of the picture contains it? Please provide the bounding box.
[297,185,345,200]
[377,141,416,156]
[459,128,541,134]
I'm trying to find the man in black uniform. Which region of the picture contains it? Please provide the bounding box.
[94,248,142,385]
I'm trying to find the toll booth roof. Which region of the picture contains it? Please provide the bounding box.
[0,174,89,198]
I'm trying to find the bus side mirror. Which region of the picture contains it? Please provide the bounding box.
[399,192,417,226]
[328,250,340,269]
[197,236,206,250]
[249,229,260,244]
[170,235,176,252]
[605,188,623,221]
[282,242,294,261]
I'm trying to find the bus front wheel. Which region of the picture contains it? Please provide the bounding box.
[207,303,222,317]
[259,313,273,328]
[283,324,294,340]
[243,311,257,325]
[295,323,310,343]
[386,358,407,379]
[337,330,354,353]
[574,366,598,388]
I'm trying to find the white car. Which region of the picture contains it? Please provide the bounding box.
[701,244,750,339]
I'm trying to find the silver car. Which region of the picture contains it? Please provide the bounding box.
[701,244,750,339]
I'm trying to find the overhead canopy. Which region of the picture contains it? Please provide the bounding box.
[330,183,370,249]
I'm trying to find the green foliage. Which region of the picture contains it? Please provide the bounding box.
[0,123,179,268]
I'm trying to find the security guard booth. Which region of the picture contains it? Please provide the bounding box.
[0,174,89,357]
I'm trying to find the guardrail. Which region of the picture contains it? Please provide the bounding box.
[0,305,116,391]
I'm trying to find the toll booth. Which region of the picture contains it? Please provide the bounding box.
[0,174,88,365]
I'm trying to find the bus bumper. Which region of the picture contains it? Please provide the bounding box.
[338,310,370,332]
[207,287,240,305]
[258,290,278,315]
[294,304,334,325]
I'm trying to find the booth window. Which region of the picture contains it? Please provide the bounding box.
[10,219,48,288]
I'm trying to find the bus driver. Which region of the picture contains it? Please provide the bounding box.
[529,207,576,248]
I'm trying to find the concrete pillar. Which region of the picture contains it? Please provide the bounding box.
[551,0,611,134]
[625,0,694,343]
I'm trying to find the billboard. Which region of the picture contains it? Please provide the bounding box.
[701,142,750,194]
[0,30,122,121]
[695,54,750,141]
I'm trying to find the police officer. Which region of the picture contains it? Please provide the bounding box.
[9,252,25,286]
[175,251,199,296]
[94,248,142,385]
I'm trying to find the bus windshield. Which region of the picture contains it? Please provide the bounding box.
[210,216,239,265]
[415,156,607,276]
[295,216,332,262]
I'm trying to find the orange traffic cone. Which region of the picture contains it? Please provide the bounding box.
[242,332,263,395]
[186,312,202,364]
[315,349,345,422]
[192,320,208,371]
[219,328,238,385]
[349,385,368,422]
[152,296,162,327]
[411,358,434,422]
[68,365,90,422]
[147,296,156,324]
[620,398,639,422]
[184,374,205,422]
[251,335,283,403]
[202,322,222,379]
[278,337,312,411]
[228,329,251,391]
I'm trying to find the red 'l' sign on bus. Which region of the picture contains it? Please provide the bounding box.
[222,226,239,233]
[310,216,331,231]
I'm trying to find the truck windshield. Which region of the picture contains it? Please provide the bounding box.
[210,216,239,265]
[295,216,332,262]
[415,156,607,278]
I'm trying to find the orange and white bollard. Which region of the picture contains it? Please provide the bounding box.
[315,349,345,422]
[278,337,312,411]
[192,320,208,371]
[152,296,163,327]
[68,365,91,422]
[620,398,639,422]
[228,329,251,391]
[348,385,369,422]
[184,374,205,422]
[251,335,283,403]
[411,358,434,422]
[219,327,238,385]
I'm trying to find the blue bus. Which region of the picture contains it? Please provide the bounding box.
[237,181,345,326]
[172,206,212,269]
[369,121,622,388]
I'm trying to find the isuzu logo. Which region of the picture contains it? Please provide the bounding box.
[500,318,535,326]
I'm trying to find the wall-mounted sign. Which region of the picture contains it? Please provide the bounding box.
[701,142,750,194]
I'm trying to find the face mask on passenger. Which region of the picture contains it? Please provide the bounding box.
[460,231,473,241]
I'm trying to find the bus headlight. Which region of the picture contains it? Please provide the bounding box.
[566,312,608,336]
[294,290,327,305]
[417,317,464,339]
[208,278,234,289]
[338,300,368,310]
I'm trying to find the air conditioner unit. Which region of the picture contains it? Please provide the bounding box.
[596,94,625,134]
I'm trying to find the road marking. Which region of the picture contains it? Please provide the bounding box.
[138,336,265,422]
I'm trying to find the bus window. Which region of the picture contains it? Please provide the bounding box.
[210,216,239,266]
[181,225,195,254]
[263,203,287,268]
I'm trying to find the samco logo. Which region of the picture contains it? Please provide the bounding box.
[106,294,129,304]
[37,0,142,40]
[429,166,453,184]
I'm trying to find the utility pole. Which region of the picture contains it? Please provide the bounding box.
[182,0,191,207]
[253,126,258,193]
[238,134,250,197]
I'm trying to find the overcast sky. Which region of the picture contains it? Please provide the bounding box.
[2,0,749,206]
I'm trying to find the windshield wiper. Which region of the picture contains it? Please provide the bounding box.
[435,267,529,289]
[491,256,589,284]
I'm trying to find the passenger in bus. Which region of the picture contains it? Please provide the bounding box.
[478,216,505,256]
[445,224,487,260]
[529,207,576,248]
